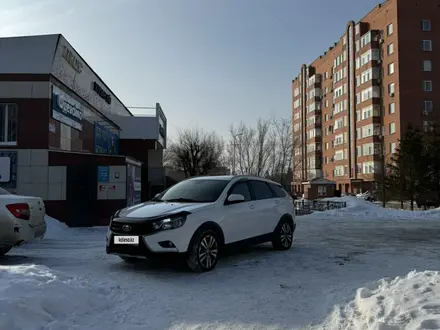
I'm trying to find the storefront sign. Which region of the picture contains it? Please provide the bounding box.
[97,166,110,183]
[51,85,83,131]
[62,45,83,73]
[94,122,119,155]
[92,82,111,105]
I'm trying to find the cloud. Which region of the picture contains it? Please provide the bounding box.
[0,0,75,36]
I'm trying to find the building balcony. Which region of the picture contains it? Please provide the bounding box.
[307,102,322,114]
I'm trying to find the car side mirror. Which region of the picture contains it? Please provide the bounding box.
[154,193,160,198]
[226,194,245,205]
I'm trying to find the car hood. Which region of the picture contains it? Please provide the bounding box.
[117,201,214,219]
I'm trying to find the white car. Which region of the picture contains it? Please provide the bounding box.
[0,187,47,256]
[106,175,296,272]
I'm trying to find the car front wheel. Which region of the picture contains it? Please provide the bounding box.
[272,220,294,250]
[186,229,220,273]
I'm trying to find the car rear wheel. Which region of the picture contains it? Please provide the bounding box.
[0,247,12,256]
[272,220,294,251]
[186,229,220,273]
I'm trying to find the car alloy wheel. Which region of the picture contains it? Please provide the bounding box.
[280,223,293,248]
[198,234,218,269]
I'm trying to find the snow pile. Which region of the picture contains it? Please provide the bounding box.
[0,264,109,330]
[44,215,69,238]
[318,270,440,330]
[312,196,440,221]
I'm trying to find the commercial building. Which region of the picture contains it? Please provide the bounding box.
[292,0,438,197]
[0,34,167,226]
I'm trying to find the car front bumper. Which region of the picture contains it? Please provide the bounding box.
[105,226,192,258]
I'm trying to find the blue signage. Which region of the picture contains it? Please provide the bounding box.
[94,122,119,155]
[97,166,110,183]
[51,86,83,131]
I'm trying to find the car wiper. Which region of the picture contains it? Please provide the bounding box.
[163,198,200,203]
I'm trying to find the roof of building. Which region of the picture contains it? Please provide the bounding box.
[0,33,133,117]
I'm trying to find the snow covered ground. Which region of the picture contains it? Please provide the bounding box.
[0,198,439,330]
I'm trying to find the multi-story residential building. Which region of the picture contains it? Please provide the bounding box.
[292,0,438,196]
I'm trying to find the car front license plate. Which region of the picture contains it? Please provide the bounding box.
[114,236,139,245]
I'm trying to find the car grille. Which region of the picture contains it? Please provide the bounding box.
[110,220,155,235]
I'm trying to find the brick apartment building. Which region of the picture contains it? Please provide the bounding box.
[292,0,439,197]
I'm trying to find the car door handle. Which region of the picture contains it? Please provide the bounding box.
[275,200,280,204]
[249,204,255,209]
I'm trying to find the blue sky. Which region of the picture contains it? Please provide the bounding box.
[1,0,381,139]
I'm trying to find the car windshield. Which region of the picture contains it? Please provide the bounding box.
[156,179,229,203]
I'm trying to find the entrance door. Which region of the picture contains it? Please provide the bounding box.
[66,165,97,227]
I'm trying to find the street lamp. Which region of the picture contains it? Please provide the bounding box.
[231,133,243,175]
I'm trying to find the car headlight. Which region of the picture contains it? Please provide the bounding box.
[152,214,187,231]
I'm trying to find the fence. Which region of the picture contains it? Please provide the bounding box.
[294,199,347,216]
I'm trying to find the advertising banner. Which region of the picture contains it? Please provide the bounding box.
[51,85,83,131]
[94,122,119,155]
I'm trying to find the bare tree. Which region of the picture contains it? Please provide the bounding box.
[227,119,272,176]
[166,128,224,178]
[227,117,297,183]
[267,117,295,186]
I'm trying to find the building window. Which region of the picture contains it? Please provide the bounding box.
[424,100,433,114]
[390,142,396,154]
[325,142,329,150]
[389,122,396,135]
[388,83,395,95]
[388,63,395,75]
[424,80,433,92]
[421,40,432,52]
[422,60,432,72]
[421,20,431,31]
[389,102,395,114]
[325,99,329,107]
[0,104,18,145]
[387,23,393,36]
[387,43,394,55]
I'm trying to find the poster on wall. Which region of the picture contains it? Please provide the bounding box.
[94,122,119,155]
[0,151,17,189]
[126,164,142,206]
[126,164,135,207]
[97,166,110,183]
[51,85,83,131]
[134,166,142,204]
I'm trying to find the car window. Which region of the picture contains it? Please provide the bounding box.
[229,182,251,201]
[269,183,286,198]
[248,180,274,200]
[158,179,229,203]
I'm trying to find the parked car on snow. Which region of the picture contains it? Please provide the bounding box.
[106,175,296,272]
[0,187,47,256]
[356,191,376,202]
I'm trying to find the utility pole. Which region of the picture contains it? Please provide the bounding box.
[231,133,243,175]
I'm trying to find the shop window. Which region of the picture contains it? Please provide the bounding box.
[0,104,18,145]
